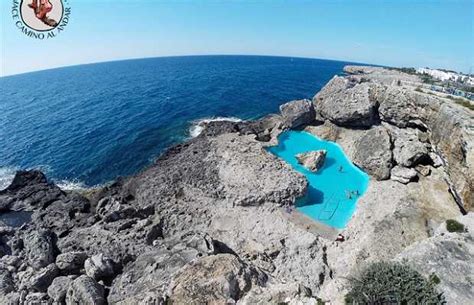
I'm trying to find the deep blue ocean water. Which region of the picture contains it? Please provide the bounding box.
[267,131,369,228]
[0,55,352,189]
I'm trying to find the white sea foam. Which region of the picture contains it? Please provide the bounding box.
[189,117,243,138]
[0,166,93,192]
[0,167,18,191]
[56,180,89,191]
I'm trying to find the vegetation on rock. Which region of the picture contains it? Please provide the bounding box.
[345,262,445,304]
[446,219,465,232]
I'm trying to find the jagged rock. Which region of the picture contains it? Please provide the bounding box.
[48,276,76,303]
[313,76,379,127]
[108,232,217,304]
[96,196,154,223]
[0,170,63,212]
[66,275,105,305]
[376,86,429,128]
[391,166,418,184]
[395,214,474,305]
[304,121,340,141]
[0,256,20,269]
[388,126,430,167]
[238,114,283,142]
[56,252,87,273]
[353,126,393,180]
[0,292,20,305]
[167,254,267,304]
[0,269,14,295]
[239,282,317,305]
[429,152,443,168]
[24,230,56,270]
[29,263,58,292]
[24,292,49,304]
[84,254,115,281]
[279,99,315,129]
[296,150,327,172]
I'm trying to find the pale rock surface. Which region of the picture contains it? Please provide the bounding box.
[279,99,315,128]
[66,275,105,305]
[84,254,115,281]
[238,282,318,305]
[296,150,327,172]
[353,126,393,180]
[313,76,379,127]
[396,213,474,305]
[167,254,267,304]
[391,166,418,184]
[386,125,430,167]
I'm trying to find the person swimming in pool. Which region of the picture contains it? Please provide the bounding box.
[338,166,344,173]
[28,0,58,27]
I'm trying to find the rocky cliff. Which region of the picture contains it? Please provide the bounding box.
[0,66,472,304]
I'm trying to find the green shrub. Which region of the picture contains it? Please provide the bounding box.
[345,262,445,304]
[446,219,465,232]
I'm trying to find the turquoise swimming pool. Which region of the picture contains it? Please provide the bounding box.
[267,130,369,229]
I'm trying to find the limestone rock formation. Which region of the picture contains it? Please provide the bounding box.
[313,76,379,127]
[167,254,267,304]
[0,65,472,304]
[24,230,56,270]
[279,99,315,128]
[353,126,393,180]
[391,166,418,184]
[395,213,474,305]
[48,276,76,303]
[56,252,87,273]
[66,275,105,305]
[84,254,115,281]
[296,150,327,172]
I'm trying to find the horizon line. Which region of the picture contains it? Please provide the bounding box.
[1,53,377,78]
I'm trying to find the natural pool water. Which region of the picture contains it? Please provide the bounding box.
[267,130,369,229]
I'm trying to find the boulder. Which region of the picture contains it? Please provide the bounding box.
[66,275,105,305]
[0,170,63,212]
[29,263,58,292]
[390,166,418,184]
[56,252,87,274]
[84,254,115,281]
[167,254,267,304]
[313,76,379,127]
[353,127,393,180]
[296,150,327,172]
[108,232,217,304]
[279,99,315,129]
[389,127,430,167]
[395,214,474,304]
[48,276,75,303]
[24,230,56,270]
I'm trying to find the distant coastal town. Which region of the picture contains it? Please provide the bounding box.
[391,67,474,102]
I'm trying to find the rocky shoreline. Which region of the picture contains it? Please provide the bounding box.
[1,66,473,304]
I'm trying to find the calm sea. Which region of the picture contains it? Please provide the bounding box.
[0,55,352,188]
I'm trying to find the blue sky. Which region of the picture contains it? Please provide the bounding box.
[1,0,473,76]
